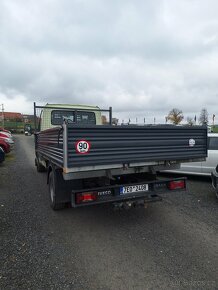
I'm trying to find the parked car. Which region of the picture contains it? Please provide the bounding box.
[0,146,5,163]
[0,131,14,140]
[0,138,11,153]
[5,138,14,150]
[24,130,32,136]
[165,133,218,176]
[0,130,14,152]
[0,128,11,133]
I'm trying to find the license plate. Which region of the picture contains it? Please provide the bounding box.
[120,184,148,195]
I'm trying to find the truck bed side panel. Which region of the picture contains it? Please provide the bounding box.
[36,127,63,167]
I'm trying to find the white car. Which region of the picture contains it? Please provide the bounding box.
[167,133,218,176]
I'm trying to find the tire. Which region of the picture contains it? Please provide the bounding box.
[48,169,66,210]
[35,157,46,172]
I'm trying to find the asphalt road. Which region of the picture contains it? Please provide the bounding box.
[0,135,217,290]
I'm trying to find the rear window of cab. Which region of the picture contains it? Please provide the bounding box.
[51,110,96,125]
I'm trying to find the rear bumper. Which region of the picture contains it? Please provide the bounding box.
[71,177,187,208]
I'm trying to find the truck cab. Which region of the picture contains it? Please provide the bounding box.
[38,104,103,131]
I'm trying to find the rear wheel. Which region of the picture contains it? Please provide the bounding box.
[48,169,66,210]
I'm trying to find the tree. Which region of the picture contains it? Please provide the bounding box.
[199,108,208,125]
[101,115,108,124]
[167,108,184,125]
[186,117,194,126]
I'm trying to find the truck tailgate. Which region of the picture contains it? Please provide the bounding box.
[36,124,207,170]
[67,125,207,167]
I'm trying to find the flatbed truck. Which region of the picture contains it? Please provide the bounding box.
[34,103,207,210]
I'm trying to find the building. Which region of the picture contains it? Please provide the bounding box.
[1,112,23,122]
[22,114,35,123]
[0,112,23,132]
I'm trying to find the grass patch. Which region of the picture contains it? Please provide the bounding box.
[5,152,15,161]
[212,126,218,133]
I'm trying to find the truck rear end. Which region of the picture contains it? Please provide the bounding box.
[34,103,207,210]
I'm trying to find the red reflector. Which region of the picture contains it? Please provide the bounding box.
[76,192,97,204]
[168,180,185,190]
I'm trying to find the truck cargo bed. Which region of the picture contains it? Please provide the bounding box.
[36,124,207,172]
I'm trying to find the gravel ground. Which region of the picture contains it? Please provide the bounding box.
[0,135,217,290]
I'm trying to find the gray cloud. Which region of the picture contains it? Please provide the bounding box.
[1,0,218,123]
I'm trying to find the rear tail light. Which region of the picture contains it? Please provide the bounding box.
[76,192,97,204]
[168,180,185,190]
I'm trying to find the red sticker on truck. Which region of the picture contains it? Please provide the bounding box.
[75,140,91,154]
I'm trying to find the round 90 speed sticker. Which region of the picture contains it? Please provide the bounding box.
[75,140,91,154]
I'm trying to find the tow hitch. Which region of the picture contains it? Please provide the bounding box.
[113,194,162,210]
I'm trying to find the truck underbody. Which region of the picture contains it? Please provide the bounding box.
[45,163,187,209]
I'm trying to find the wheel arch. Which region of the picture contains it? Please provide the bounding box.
[0,145,6,153]
[47,163,53,184]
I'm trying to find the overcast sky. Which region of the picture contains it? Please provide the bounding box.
[1,0,218,124]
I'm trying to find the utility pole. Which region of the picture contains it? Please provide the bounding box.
[165,116,168,124]
[212,114,215,126]
[1,104,4,129]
